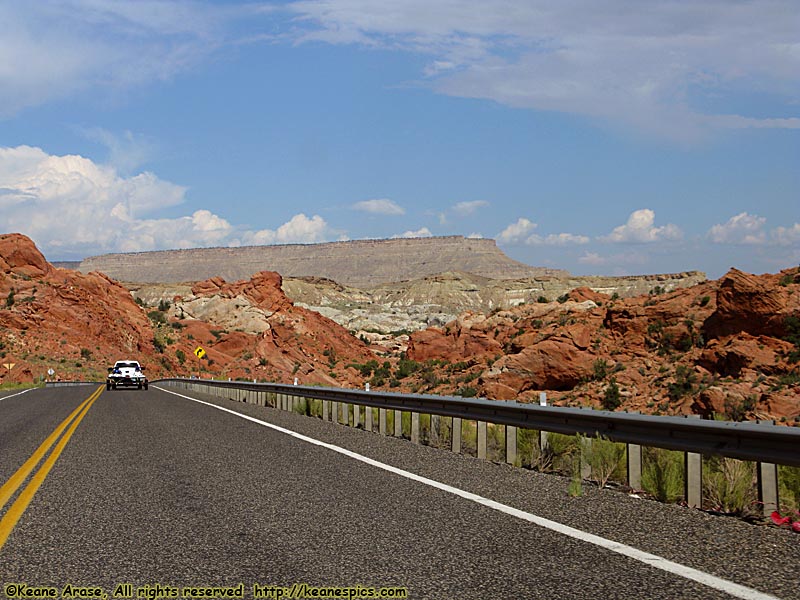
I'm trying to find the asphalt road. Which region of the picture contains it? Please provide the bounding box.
[0,385,797,600]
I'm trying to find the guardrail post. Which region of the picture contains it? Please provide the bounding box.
[506,426,517,465]
[580,436,592,480]
[340,402,349,426]
[323,400,329,421]
[627,443,642,490]
[477,421,487,459]
[353,404,361,428]
[379,408,387,435]
[330,401,338,422]
[684,416,703,508]
[452,417,462,454]
[430,415,440,447]
[365,405,373,432]
[757,420,779,516]
[394,410,403,437]
[411,412,420,444]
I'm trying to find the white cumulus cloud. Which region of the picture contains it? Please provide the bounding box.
[351,198,405,216]
[771,223,800,247]
[497,217,537,244]
[0,145,335,257]
[244,213,333,245]
[526,233,590,246]
[394,227,433,239]
[708,212,768,244]
[601,209,682,243]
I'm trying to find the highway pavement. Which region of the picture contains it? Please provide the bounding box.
[0,385,797,599]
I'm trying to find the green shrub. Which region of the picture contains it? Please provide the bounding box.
[175,349,186,365]
[667,365,696,401]
[602,378,621,410]
[147,310,167,324]
[723,394,756,422]
[703,456,756,515]
[158,299,171,312]
[582,435,626,489]
[593,358,609,380]
[778,466,800,512]
[642,447,684,502]
[453,386,478,398]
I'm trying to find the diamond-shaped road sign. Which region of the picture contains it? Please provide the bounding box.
[194,347,206,359]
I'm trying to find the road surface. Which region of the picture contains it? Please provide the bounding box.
[0,385,797,599]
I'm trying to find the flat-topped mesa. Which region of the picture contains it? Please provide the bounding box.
[78,236,568,287]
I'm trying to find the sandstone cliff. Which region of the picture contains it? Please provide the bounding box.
[401,269,800,422]
[0,234,375,385]
[79,236,567,286]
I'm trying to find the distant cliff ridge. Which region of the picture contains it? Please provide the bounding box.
[78,236,568,286]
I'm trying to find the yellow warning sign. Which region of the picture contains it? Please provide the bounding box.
[194,347,206,359]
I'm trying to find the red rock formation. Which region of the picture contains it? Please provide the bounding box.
[703,268,800,340]
[404,267,800,422]
[0,235,376,386]
[0,234,157,383]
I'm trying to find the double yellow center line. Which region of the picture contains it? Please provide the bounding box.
[0,385,102,552]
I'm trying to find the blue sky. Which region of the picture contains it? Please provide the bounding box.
[0,1,797,279]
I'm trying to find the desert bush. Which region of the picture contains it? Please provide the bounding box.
[703,456,756,515]
[602,378,622,410]
[642,447,684,502]
[593,359,609,380]
[723,394,756,421]
[568,455,583,497]
[779,465,800,512]
[453,386,478,398]
[667,365,697,401]
[148,310,167,324]
[582,435,626,489]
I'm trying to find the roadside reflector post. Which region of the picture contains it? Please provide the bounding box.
[539,392,550,454]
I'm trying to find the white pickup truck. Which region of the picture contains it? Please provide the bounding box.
[106,360,148,390]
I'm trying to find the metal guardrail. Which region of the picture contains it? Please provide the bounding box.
[45,381,99,387]
[153,378,800,468]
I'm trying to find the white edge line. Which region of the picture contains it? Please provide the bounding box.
[155,385,782,600]
[0,389,32,403]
